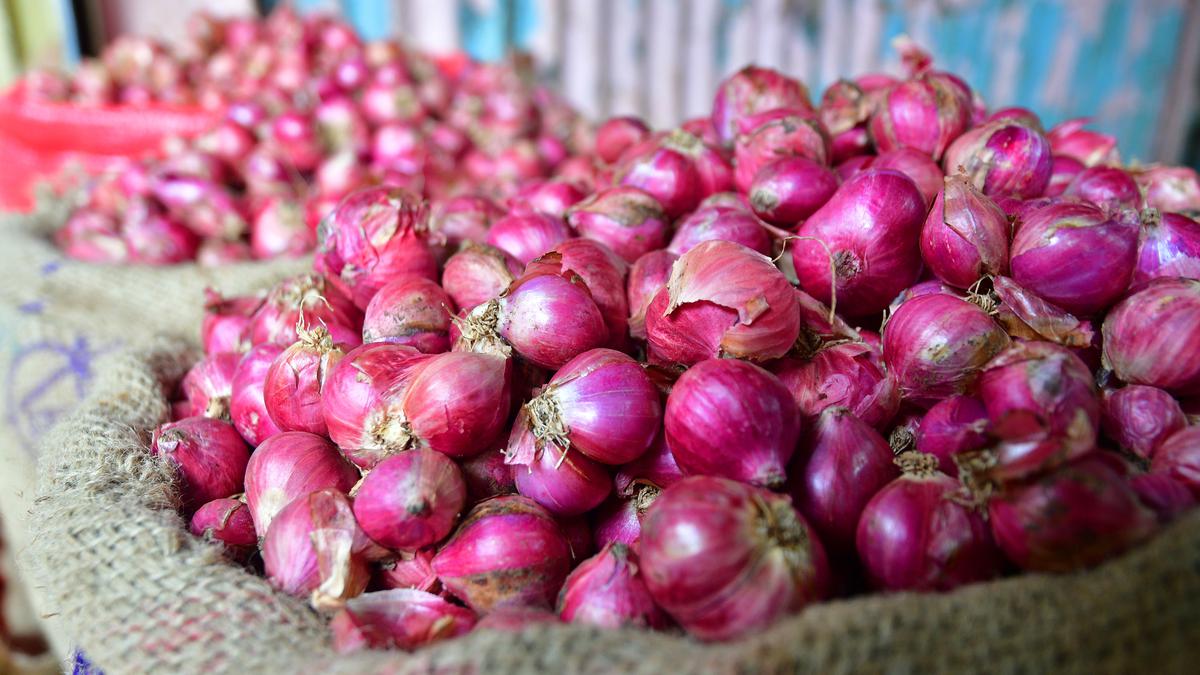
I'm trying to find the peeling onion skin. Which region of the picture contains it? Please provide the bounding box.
[556,543,670,630]
[331,588,477,653]
[243,431,360,536]
[568,187,670,264]
[362,276,456,353]
[711,65,813,148]
[920,173,1010,289]
[772,340,900,432]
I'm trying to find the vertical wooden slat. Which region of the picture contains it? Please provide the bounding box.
[606,0,642,117]
[817,0,846,90]
[784,5,815,90]
[848,0,883,78]
[987,2,1030,108]
[725,1,755,77]
[645,0,682,128]
[753,0,786,71]
[561,0,601,119]
[406,0,459,53]
[1153,0,1200,163]
[682,0,721,120]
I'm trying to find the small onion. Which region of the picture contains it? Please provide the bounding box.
[1045,156,1085,197]
[507,411,612,517]
[353,449,466,551]
[262,488,373,607]
[525,240,631,351]
[595,116,652,164]
[1134,166,1200,214]
[485,211,572,266]
[460,447,517,502]
[243,431,361,535]
[943,119,1052,200]
[640,477,829,641]
[772,340,900,431]
[865,149,945,207]
[378,549,439,593]
[614,434,684,498]
[201,289,261,355]
[190,498,257,556]
[1129,472,1196,523]
[1151,427,1200,498]
[868,72,972,160]
[627,250,678,339]
[151,416,249,511]
[362,276,456,352]
[592,488,658,549]
[264,327,345,436]
[510,180,587,218]
[1102,278,1200,395]
[331,589,476,653]
[733,108,830,193]
[915,395,989,476]
[1063,166,1140,212]
[244,274,362,348]
[251,197,314,260]
[616,131,705,217]
[920,173,1010,288]
[428,195,504,260]
[666,205,772,257]
[748,156,839,227]
[556,543,670,630]
[441,243,522,313]
[1133,211,1200,286]
[322,343,428,466]
[665,358,799,488]
[1101,385,1187,459]
[1046,118,1119,167]
[711,65,812,147]
[567,187,670,264]
[181,352,239,420]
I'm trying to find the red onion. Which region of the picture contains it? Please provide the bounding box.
[1129,472,1196,523]
[181,352,239,420]
[264,327,345,436]
[711,65,812,147]
[55,210,128,263]
[830,127,872,165]
[441,243,522,313]
[1063,166,1140,212]
[868,71,972,160]
[507,411,612,516]
[640,477,829,641]
[244,274,362,348]
[818,79,871,140]
[378,549,439,593]
[243,431,360,535]
[627,250,677,339]
[1151,427,1200,498]
[525,239,631,351]
[988,455,1156,572]
[315,96,370,155]
[455,272,607,370]
[1046,118,1119,167]
[883,293,1009,405]
[748,157,839,227]
[151,416,249,511]
[733,108,830,193]
[986,107,1043,129]
[316,187,438,310]
[1045,156,1085,197]
[838,149,945,207]
[559,515,595,564]
[595,116,652,164]
[474,606,560,632]
[330,589,476,653]
[665,358,798,488]
[1010,202,1137,316]
[201,290,260,355]
[1133,211,1200,286]
[793,407,899,554]
[1101,385,1186,459]
[857,452,1003,591]
[793,169,926,316]
[251,197,315,260]
[362,276,456,353]
[992,275,1095,347]
[920,173,1010,288]
[485,211,571,266]
[915,395,989,476]
[124,210,200,264]
[667,205,772,257]
[772,340,900,431]
[230,344,284,446]
[511,180,587,218]
[461,447,516,502]
[431,495,572,612]
[617,131,705,217]
[428,195,504,258]
[556,543,669,630]
[369,123,425,176]
[353,449,466,551]
[189,498,256,554]
[566,187,670,263]
[1134,166,1200,213]
[944,119,1053,200]
[263,489,372,607]
[614,434,684,498]
[269,111,322,171]
[645,240,800,365]
[1102,278,1200,395]
[592,489,656,549]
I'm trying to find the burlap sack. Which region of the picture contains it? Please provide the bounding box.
[0,206,309,656]
[21,337,1200,674]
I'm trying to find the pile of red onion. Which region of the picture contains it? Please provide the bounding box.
[147,35,1199,654]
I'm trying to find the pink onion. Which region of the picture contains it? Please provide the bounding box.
[1134,166,1200,213]
[627,250,678,339]
[378,549,439,593]
[460,447,516,502]
[264,327,345,436]
[201,290,260,355]
[614,434,683,498]
[883,293,1010,405]
[988,455,1156,572]
[830,127,872,165]
[362,276,456,352]
[525,240,631,351]
[793,407,899,554]
[557,543,669,630]
[818,79,871,140]
[992,275,1095,347]
[1064,166,1140,212]
[748,157,839,227]
[507,411,612,517]
[915,395,989,476]
[251,197,314,260]
[511,180,587,218]
[1133,211,1200,286]
[1045,156,1085,197]
[151,416,249,511]
[616,131,705,217]
[592,490,655,549]
[645,240,800,365]
[792,169,926,315]
[595,116,652,164]
[667,205,772,257]
[55,209,128,263]
[353,449,466,551]
[711,65,812,147]
[1046,118,1119,167]
[428,195,504,259]
[189,497,256,555]
[944,119,1053,200]
[331,589,476,653]
[485,211,571,266]
[857,452,1003,591]
[244,274,362,348]
[181,352,239,420]
[432,495,572,613]
[733,108,830,193]
[262,488,373,607]
[665,358,798,488]
[1151,427,1200,498]
[772,340,900,431]
[1102,278,1200,395]
[269,111,322,171]
[839,149,945,207]
[640,476,829,641]
[243,431,360,535]
[868,71,972,160]
[1010,202,1137,316]
[1129,472,1196,523]
[316,187,438,310]
[441,243,522,313]
[322,343,430,463]
[228,344,283,446]
[123,209,200,264]
[566,187,670,263]
[920,173,1010,288]
[1101,385,1186,459]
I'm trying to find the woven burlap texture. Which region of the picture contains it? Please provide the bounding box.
[23,338,1200,675]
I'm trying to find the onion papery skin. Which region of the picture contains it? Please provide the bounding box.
[460,447,516,502]
[262,488,373,606]
[378,549,440,593]
[556,543,670,630]
[1047,118,1119,168]
[1133,211,1200,286]
[1101,385,1187,460]
[733,108,831,193]
[244,431,361,535]
[1063,166,1140,212]
[640,477,829,642]
[711,65,812,147]
[201,290,261,355]
[507,411,612,517]
[244,274,363,348]
[181,352,239,420]
[943,119,1052,200]
[362,276,456,353]
[441,243,522,313]
[883,293,1010,406]
[627,250,678,339]
[992,275,1095,348]
[665,358,799,488]
[264,328,345,436]
[316,187,438,310]
[857,455,1003,591]
[230,344,285,446]
[1102,278,1200,395]
[353,449,466,551]
[748,156,840,227]
[523,348,661,465]
[1009,202,1137,316]
[431,495,572,613]
[645,240,800,366]
[595,116,651,164]
[988,455,1157,573]
[1151,427,1200,498]
[1135,166,1200,214]
[525,240,631,352]
[868,74,971,160]
[666,205,772,257]
[793,169,927,316]
[793,407,899,555]
[921,174,1010,288]
[772,340,900,431]
[189,498,257,554]
[915,395,989,476]
[151,416,249,511]
[567,186,670,264]
[1130,472,1196,523]
[818,79,870,140]
[330,588,476,653]
[485,211,572,266]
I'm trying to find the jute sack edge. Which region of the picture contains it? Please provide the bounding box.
[22,338,1200,675]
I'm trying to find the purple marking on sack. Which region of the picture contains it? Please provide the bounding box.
[41,261,62,276]
[18,300,45,315]
[72,650,104,675]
